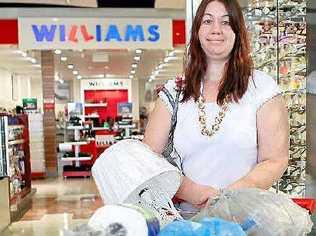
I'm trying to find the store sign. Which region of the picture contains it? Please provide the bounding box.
[22,98,37,110]
[18,17,172,50]
[44,102,55,111]
[81,79,131,90]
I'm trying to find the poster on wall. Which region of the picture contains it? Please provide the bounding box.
[55,81,70,102]
[117,102,132,117]
[22,98,37,111]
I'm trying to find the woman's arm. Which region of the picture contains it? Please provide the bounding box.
[143,98,218,206]
[143,98,171,154]
[228,96,289,190]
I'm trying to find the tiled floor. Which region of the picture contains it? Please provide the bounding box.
[2,177,104,235]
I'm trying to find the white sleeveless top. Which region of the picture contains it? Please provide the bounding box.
[158,70,281,212]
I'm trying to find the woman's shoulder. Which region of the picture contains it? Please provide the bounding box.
[250,70,277,88]
[247,70,279,93]
[157,75,184,114]
[247,70,281,109]
[163,75,185,92]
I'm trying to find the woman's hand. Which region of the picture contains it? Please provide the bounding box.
[175,176,219,207]
[191,184,219,209]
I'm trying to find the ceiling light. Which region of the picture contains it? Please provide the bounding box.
[67,64,74,69]
[73,70,79,75]
[17,50,27,57]
[129,75,134,79]
[168,50,176,57]
[135,49,142,54]
[76,75,82,80]
[54,49,62,55]
[131,64,138,68]
[158,64,166,69]
[60,56,67,62]
[130,70,136,74]
[134,56,141,61]
[52,18,59,22]
[164,56,179,63]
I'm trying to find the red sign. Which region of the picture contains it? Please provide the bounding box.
[172,20,185,46]
[0,20,18,44]
[44,103,55,110]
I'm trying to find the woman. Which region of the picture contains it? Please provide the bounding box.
[143,0,289,213]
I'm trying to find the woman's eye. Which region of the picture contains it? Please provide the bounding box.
[222,20,230,25]
[203,19,212,24]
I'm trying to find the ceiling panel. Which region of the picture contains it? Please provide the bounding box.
[0,46,184,83]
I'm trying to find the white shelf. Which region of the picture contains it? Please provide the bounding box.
[84,115,99,118]
[67,126,84,130]
[118,124,136,128]
[8,139,25,145]
[92,127,110,131]
[8,125,24,130]
[61,156,92,161]
[62,141,87,145]
[84,103,107,107]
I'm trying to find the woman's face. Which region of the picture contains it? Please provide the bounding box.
[198,1,236,62]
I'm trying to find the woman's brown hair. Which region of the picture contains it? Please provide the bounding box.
[182,0,253,105]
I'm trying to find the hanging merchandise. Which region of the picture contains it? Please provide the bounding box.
[244,0,307,196]
[192,188,313,236]
[92,139,182,226]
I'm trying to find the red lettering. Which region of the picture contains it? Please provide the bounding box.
[69,25,78,42]
[80,25,94,42]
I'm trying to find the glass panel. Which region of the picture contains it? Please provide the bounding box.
[244,0,307,197]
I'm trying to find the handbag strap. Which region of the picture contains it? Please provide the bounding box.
[160,87,181,142]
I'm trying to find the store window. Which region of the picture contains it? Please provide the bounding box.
[242,0,306,197]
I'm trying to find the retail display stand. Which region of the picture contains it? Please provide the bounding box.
[28,113,45,179]
[59,125,92,178]
[0,114,32,221]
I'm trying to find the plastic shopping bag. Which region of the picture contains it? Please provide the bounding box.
[192,188,313,236]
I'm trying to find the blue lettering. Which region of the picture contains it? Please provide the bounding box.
[106,25,122,41]
[32,25,57,42]
[148,25,160,42]
[125,25,145,41]
[96,25,102,42]
[59,25,66,42]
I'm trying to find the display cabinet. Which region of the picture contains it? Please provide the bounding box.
[244,0,306,196]
[0,114,32,220]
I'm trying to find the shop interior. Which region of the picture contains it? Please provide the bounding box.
[0,0,315,234]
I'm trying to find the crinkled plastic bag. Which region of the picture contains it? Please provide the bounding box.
[192,188,313,236]
[158,217,245,236]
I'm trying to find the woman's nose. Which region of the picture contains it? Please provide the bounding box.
[210,20,222,34]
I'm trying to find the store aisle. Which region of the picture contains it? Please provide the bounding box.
[2,177,103,235]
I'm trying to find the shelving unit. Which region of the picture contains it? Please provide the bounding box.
[28,114,45,179]
[244,0,306,196]
[84,103,107,107]
[59,124,93,178]
[0,114,32,221]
